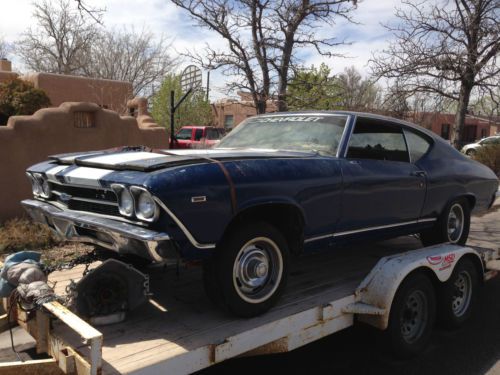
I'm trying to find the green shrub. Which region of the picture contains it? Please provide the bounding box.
[474,146,500,177]
[0,78,51,124]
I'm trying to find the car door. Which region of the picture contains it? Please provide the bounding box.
[338,117,427,233]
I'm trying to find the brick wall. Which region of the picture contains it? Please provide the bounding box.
[0,102,168,222]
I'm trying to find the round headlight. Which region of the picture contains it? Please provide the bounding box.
[119,189,134,216]
[41,179,52,198]
[28,173,42,196]
[137,191,156,220]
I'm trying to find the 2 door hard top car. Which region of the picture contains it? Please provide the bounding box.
[22,112,498,317]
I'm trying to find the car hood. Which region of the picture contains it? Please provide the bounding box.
[49,147,317,172]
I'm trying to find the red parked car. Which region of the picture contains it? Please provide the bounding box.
[170,126,225,149]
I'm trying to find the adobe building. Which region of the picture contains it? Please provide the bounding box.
[0,59,132,114]
[212,92,278,130]
[409,112,499,145]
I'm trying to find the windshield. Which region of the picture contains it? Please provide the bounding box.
[216,114,348,155]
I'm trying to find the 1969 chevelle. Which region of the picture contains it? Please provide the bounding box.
[22,112,498,317]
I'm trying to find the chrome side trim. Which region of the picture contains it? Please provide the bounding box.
[304,218,437,244]
[153,197,216,250]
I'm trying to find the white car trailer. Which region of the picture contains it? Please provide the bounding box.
[0,239,499,375]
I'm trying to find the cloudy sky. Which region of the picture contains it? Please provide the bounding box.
[0,0,402,99]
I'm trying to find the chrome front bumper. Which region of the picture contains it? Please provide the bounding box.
[22,199,176,262]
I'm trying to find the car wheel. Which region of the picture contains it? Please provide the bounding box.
[387,273,436,358]
[420,198,470,246]
[203,222,289,317]
[438,258,479,329]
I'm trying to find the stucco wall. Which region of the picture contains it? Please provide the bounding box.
[0,102,168,222]
[22,73,133,114]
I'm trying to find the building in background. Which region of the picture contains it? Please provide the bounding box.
[212,92,277,130]
[409,112,499,145]
[0,59,132,114]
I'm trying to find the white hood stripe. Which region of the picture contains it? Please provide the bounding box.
[61,167,114,187]
[45,165,71,182]
[81,151,166,165]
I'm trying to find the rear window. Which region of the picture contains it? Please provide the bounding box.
[404,130,431,162]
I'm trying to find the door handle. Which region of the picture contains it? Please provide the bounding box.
[410,170,426,177]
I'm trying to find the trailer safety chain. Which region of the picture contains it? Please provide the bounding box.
[7,290,23,362]
[42,248,103,275]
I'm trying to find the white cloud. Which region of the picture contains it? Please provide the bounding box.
[0,0,403,99]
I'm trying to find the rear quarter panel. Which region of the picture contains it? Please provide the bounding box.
[419,139,498,217]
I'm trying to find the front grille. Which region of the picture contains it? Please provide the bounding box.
[50,183,117,202]
[68,200,120,216]
[49,182,121,217]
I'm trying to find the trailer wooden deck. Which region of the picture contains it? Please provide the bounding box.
[48,237,425,375]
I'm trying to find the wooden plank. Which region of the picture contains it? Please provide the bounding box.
[0,315,10,334]
[0,358,62,375]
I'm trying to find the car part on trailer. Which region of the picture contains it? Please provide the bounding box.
[66,259,150,325]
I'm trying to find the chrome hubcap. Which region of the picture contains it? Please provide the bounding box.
[400,290,428,344]
[447,204,464,242]
[452,271,472,317]
[233,237,283,304]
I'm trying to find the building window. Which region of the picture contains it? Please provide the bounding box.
[481,128,488,138]
[224,115,234,129]
[441,124,450,140]
[74,112,95,128]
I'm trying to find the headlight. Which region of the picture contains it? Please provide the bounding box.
[137,191,156,220]
[41,179,52,198]
[119,189,134,217]
[27,173,42,196]
[130,187,158,222]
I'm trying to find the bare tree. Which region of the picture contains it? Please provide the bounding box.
[172,0,357,113]
[0,36,9,59]
[83,27,177,97]
[371,0,500,148]
[335,66,381,111]
[16,0,100,74]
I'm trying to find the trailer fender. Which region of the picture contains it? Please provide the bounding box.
[351,244,483,330]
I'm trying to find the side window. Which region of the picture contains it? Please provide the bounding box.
[346,119,409,162]
[176,128,192,140]
[206,128,219,140]
[404,129,432,162]
[194,129,203,141]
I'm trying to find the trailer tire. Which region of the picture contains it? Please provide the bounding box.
[203,222,289,317]
[387,272,436,358]
[438,258,479,328]
[420,198,470,247]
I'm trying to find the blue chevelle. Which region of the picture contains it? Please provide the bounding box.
[22,112,498,316]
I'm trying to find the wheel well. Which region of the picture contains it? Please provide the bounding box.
[463,194,476,210]
[222,203,305,255]
[458,253,484,285]
[407,267,441,292]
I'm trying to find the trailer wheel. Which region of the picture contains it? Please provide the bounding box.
[387,273,436,358]
[203,222,289,317]
[420,198,470,246]
[438,258,479,328]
